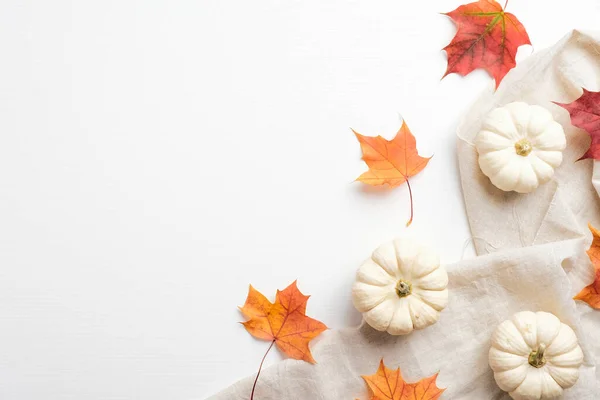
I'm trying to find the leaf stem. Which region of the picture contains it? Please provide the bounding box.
[504,0,509,9]
[250,340,275,400]
[405,178,414,227]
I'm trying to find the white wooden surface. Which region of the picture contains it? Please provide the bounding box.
[0,1,598,399]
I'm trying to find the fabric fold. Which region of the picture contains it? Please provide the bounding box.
[457,30,600,254]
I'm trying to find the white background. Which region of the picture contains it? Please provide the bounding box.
[1,1,599,399]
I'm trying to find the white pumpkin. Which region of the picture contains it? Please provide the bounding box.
[351,237,448,335]
[489,311,583,400]
[475,102,566,193]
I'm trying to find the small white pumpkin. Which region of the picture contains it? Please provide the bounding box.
[489,311,583,400]
[475,102,566,193]
[351,237,448,335]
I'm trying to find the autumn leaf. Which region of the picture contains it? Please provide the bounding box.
[555,89,600,160]
[361,359,445,400]
[353,121,431,226]
[240,281,327,399]
[574,224,600,308]
[442,0,531,89]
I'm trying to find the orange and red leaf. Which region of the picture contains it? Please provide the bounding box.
[442,0,531,88]
[240,281,327,363]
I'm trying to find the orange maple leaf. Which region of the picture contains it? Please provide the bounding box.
[442,0,531,88]
[574,224,600,308]
[362,359,445,400]
[353,121,431,226]
[240,281,327,399]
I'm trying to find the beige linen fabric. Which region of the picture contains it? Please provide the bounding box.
[207,30,600,399]
[456,29,600,390]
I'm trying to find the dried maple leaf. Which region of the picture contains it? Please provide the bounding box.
[240,281,327,399]
[353,121,431,226]
[574,224,600,308]
[555,89,600,160]
[362,359,445,400]
[442,0,531,89]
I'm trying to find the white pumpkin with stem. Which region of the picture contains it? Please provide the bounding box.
[489,311,583,399]
[352,237,448,335]
[475,102,566,193]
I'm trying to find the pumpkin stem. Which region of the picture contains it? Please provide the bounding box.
[395,280,412,298]
[528,344,547,368]
[515,138,533,156]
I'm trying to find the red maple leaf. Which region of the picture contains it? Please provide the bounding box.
[555,89,600,160]
[442,0,531,88]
